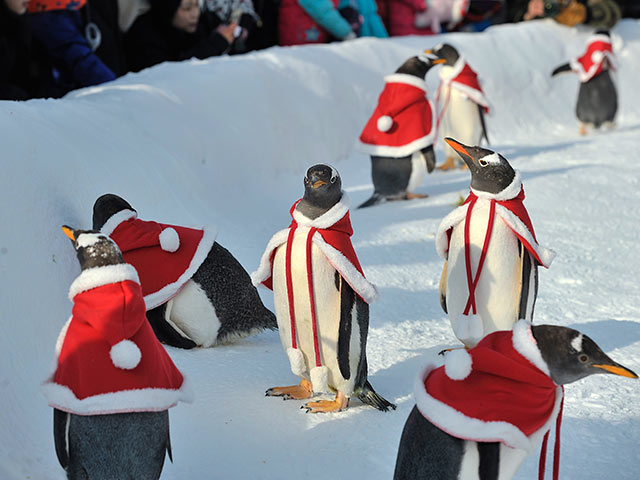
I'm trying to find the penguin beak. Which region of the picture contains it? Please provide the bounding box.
[593,363,638,378]
[422,50,445,64]
[61,225,76,241]
[312,180,328,189]
[445,138,475,168]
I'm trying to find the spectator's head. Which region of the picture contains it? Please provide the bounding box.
[150,0,200,33]
[4,0,30,15]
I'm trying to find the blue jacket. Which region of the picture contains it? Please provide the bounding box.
[297,0,387,40]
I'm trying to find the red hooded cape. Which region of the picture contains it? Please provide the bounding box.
[570,34,616,83]
[438,58,490,113]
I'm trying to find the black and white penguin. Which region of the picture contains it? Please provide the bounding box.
[92,194,277,349]
[436,138,555,348]
[552,31,617,135]
[45,226,192,479]
[393,321,638,480]
[425,43,490,171]
[357,53,445,208]
[252,165,396,412]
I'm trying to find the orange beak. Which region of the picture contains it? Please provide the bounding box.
[61,225,75,241]
[312,180,328,189]
[445,138,471,157]
[423,50,446,64]
[593,364,638,378]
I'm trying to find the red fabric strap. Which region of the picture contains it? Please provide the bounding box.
[306,228,322,367]
[285,224,298,350]
[538,388,564,480]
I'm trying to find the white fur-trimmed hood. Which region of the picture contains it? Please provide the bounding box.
[69,264,140,300]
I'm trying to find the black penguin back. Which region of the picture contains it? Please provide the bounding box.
[576,70,617,127]
[93,194,135,230]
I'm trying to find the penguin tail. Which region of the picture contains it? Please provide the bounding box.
[478,104,490,146]
[357,381,396,412]
[263,308,278,330]
[358,194,385,209]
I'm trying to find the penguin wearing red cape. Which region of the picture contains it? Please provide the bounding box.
[357,53,445,208]
[393,320,637,480]
[44,226,192,480]
[436,138,555,348]
[92,194,277,349]
[552,31,617,135]
[252,164,395,413]
[426,43,490,171]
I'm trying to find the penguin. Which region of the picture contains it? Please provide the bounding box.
[252,164,396,413]
[393,321,638,480]
[436,138,555,348]
[552,31,617,135]
[45,226,191,480]
[92,194,277,349]
[425,43,490,171]
[357,53,445,208]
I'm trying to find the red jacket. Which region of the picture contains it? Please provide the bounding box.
[570,33,616,83]
[279,0,341,46]
[28,0,86,13]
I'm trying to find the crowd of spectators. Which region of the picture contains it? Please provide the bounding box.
[2,0,639,101]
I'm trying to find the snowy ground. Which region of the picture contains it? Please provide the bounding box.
[1,18,639,480]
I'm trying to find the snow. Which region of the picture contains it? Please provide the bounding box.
[1,18,639,479]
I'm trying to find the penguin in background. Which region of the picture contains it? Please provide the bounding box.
[552,31,617,135]
[436,138,555,348]
[252,164,395,413]
[357,53,445,208]
[393,321,638,480]
[92,194,277,349]
[44,226,192,480]
[425,43,490,171]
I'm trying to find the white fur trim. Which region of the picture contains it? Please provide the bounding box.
[287,347,307,376]
[143,225,217,310]
[470,171,522,201]
[454,314,485,348]
[384,73,427,92]
[377,115,393,132]
[440,56,466,83]
[110,340,141,370]
[358,128,436,158]
[100,209,137,236]
[41,375,194,416]
[292,193,350,229]
[69,264,140,300]
[159,227,180,253]
[413,356,563,451]
[444,349,473,380]
[251,228,290,287]
[512,320,551,376]
[310,366,329,393]
[450,82,490,109]
[591,51,604,64]
[440,56,490,109]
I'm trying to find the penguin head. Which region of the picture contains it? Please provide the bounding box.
[62,225,125,270]
[395,54,446,79]
[92,194,135,231]
[445,138,516,195]
[302,164,342,208]
[532,325,638,385]
[425,43,460,66]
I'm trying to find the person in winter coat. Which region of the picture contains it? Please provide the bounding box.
[387,0,468,36]
[1,0,36,100]
[279,0,387,47]
[509,0,622,29]
[27,0,121,94]
[125,0,236,72]
[203,0,258,53]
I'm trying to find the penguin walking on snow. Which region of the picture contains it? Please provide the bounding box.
[552,31,617,135]
[252,165,395,413]
[425,44,490,171]
[436,138,555,348]
[357,53,445,208]
[92,194,277,349]
[394,320,638,480]
[44,226,192,479]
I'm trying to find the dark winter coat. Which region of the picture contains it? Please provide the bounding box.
[125,9,231,72]
[0,3,33,100]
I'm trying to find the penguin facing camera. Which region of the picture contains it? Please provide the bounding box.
[552,31,617,135]
[425,43,490,171]
[93,194,277,350]
[393,320,638,480]
[436,138,555,348]
[357,52,445,208]
[44,226,192,480]
[252,164,395,413]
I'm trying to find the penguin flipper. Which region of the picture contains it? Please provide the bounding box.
[478,442,500,480]
[478,104,490,146]
[166,417,173,463]
[337,276,356,380]
[551,63,572,76]
[357,380,396,411]
[146,305,197,350]
[358,193,384,208]
[439,260,448,314]
[517,241,539,322]
[420,145,436,173]
[53,408,70,469]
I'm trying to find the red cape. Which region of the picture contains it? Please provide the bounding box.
[570,34,616,83]
[439,58,490,113]
[42,264,191,415]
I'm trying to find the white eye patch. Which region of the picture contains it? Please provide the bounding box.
[76,233,105,248]
[479,153,501,165]
[571,334,584,352]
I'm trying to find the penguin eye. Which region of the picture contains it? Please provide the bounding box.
[578,354,589,364]
[304,177,309,184]
[479,159,488,167]
[330,176,336,184]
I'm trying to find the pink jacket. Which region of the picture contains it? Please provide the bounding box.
[388,0,434,36]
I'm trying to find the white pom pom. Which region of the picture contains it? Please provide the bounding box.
[159,227,180,252]
[377,115,393,132]
[591,51,604,64]
[110,339,141,370]
[287,347,306,376]
[310,366,329,393]
[444,348,473,380]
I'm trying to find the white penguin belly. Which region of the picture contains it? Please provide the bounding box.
[458,441,528,479]
[446,201,521,346]
[406,151,427,194]
[166,279,221,347]
[272,228,360,396]
[440,85,483,157]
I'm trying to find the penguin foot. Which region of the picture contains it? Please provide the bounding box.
[404,192,429,200]
[265,379,313,400]
[437,156,458,171]
[438,346,468,356]
[578,124,588,136]
[303,392,348,413]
